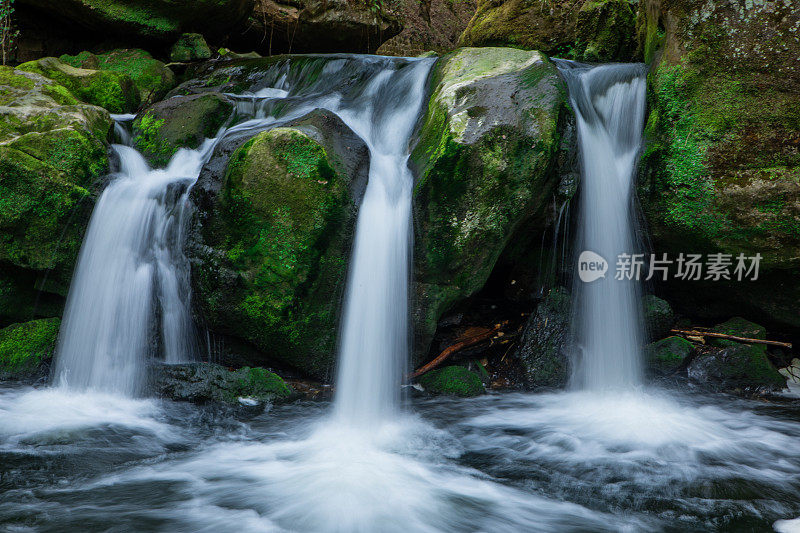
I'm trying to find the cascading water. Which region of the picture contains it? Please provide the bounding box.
[52,127,213,395]
[557,61,648,390]
[333,59,434,425]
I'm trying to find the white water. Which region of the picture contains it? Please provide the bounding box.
[333,59,434,425]
[52,137,214,395]
[559,62,648,390]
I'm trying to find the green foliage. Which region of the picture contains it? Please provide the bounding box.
[419,366,484,397]
[0,0,19,66]
[0,317,60,376]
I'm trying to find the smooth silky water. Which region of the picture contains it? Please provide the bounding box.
[1,57,799,532]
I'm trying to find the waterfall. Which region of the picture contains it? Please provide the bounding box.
[52,129,212,395]
[556,61,648,390]
[333,59,434,425]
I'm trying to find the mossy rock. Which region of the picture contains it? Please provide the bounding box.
[688,343,786,392]
[132,92,233,166]
[17,0,255,42]
[459,0,640,62]
[0,318,60,380]
[645,335,693,376]
[637,0,800,334]
[709,317,767,349]
[515,287,571,388]
[61,49,176,106]
[419,366,484,397]
[0,67,112,305]
[152,362,293,405]
[643,294,675,341]
[411,47,567,362]
[170,33,212,62]
[190,113,367,378]
[18,57,139,113]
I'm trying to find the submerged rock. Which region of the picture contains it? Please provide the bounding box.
[60,49,176,107]
[411,47,567,361]
[459,0,639,62]
[0,317,60,381]
[152,362,293,406]
[18,57,139,113]
[514,287,571,388]
[645,335,693,376]
[170,33,212,62]
[419,365,484,397]
[190,111,368,378]
[0,67,112,318]
[132,92,233,166]
[638,0,800,334]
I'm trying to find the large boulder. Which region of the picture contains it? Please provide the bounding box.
[514,287,571,388]
[688,343,786,392]
[643,294,675,341]
[132,92,234,166]
[638,0,800,334]
[17,0,255,42]
[459,0,640,62]
[0,67,112,322]
[60,49,176,107]
[170,33,212,62]
[235,0,401,54]
[18,57,139,113]
[0,317,60,381]
[410,47,567,361]
[189,111,369,378]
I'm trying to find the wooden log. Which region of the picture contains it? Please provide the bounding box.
[669,329,792,349]
[410,321,509,379]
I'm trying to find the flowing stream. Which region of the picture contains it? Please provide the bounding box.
[1,56,799,532]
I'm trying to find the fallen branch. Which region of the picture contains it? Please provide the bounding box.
[669,329,792,349]
[410,321,509,379]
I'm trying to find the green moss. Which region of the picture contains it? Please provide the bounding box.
[61,49,175,105]
[419,365,484,397]
[646,336,693,375]
[170,33,212,62]
[229,366,292,401]
[132,112,172,167]
[18,57,139,113]
[0,318,60,377]
[709,317,766,349]
[196,126,354,377]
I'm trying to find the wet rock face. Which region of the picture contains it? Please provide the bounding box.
[235,0,401,54]
[643,294,675,341]
[410,46,568,363]
[514,287,571,388]
[188,110,369,379]
[638,0,800,333]
[459,0,640,62]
